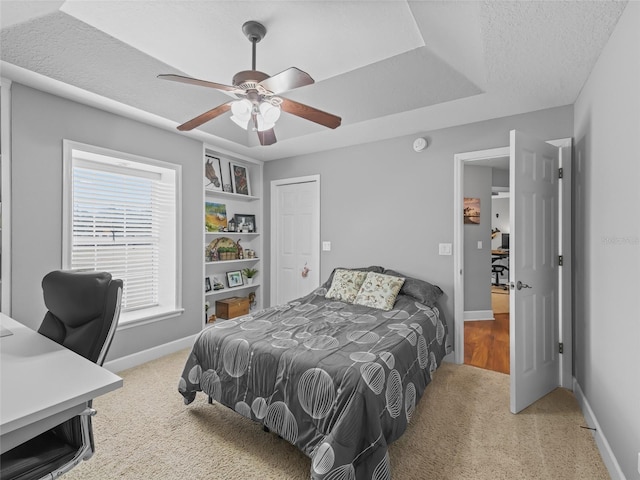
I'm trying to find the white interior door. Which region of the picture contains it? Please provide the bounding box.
[271,176,320,306]
[509,130,560,414]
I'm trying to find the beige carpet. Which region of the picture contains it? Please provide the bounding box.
[65,349,609,480]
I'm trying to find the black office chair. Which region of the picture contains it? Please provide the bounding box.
[0,271,122,480]
[492,264,509,289]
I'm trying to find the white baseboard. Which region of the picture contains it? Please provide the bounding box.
[464,310,495,321]
[104,334,198,373]
[573,377,626,480]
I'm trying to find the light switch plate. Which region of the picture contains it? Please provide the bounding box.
[322,241,331,251]
[439,243,452,255]
[477,240,483,249]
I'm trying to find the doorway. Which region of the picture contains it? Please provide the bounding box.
[270,175,321,306]
[462,153,511,374]
[453,133,573,413]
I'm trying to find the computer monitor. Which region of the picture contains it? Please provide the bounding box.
[501,233,510,250]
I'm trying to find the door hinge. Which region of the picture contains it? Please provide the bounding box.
[558,167,564,179]
[559,342,564,354]
[558,255,564,266]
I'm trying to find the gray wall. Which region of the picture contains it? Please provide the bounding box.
[463,165,492,312]
[573,3,640,479]
[10,83,204,361]
[263,105,573,339]
[491,197,510,251]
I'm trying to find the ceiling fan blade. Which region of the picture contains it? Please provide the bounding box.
[257,128,277,146]
[158,74,243,94]
[177,102,233,131]
[280,98,341,129]
[259,67,314,94]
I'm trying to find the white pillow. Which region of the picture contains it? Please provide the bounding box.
[325,269,368,303]
[353,272,405,311]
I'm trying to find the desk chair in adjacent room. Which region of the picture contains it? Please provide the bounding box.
[1,271,122,480]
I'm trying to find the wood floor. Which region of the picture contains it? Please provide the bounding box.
[464,290,510,374]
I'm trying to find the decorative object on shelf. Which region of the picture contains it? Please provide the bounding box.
[206,237,237,261]
[205,301,210,323]
[230,163,251,195]
[242,267,258,285]
[226,270,244,288]
[236,239,244,259]
[205,202,228,232]
[223,183,233,193]
[248,291,256,309]
[213,277,225,291]
[228,218,236,232]
[215,296,249,319]
[205,277,212,292]
[245,249,256,259]
[234,214,256,233]
[463,197,481,225]
[205,155,223,191]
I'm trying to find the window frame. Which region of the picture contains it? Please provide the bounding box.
[62,140,183,327]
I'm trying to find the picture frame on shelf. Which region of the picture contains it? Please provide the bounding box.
[230,163,251,195]
[205,277,212,292]
[233,214,256,233]
[204,155,223,191]
[226,270,244,288]
[205,202,228,232]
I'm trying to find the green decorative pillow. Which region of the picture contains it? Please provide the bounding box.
[325,269,369,303]
[353,272,406,311]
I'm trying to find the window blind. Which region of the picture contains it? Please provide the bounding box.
[71,164,172,312]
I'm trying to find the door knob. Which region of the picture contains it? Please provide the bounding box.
[515,280,532,290]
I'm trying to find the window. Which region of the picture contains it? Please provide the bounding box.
[63,140,182,325]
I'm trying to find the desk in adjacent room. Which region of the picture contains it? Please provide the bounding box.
[0,313,123,454]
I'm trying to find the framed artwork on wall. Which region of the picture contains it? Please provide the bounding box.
[204,155,223,191]
[233,214,256,233]
[230,163,251,195]
[463,197,481,225]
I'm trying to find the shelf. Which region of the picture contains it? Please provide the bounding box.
[205,258,259,266]
[205,282,260,297]
[205,189,259,202]
[205,231,259,236]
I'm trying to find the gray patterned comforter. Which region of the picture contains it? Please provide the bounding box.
[179,286,451,479]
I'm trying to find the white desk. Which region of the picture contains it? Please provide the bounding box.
[0,314,123,454]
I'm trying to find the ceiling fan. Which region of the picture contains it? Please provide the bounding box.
[158,21,341,146]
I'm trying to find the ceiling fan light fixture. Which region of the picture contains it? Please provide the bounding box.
[255,115,275,132]
[231,99,253,121]
[230,115,250,130]
[259,101,281,124]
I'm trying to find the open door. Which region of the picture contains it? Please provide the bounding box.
[509,130,560,413]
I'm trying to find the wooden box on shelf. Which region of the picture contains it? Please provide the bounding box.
[215,297,249,319]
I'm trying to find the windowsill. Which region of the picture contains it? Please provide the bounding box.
[117,306,185,331]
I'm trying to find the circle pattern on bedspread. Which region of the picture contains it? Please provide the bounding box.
[349,351,376,362]
[188,364,202,384]
[324,464,356,480]
[298,368,336,419]
[241,319,272,330]
[222,338,250,377]
[379,351,395,369]
[346,330,380,344]
[382,309,409,320]
[251,397,268,419]
[417,335,429,369]
[213,320,238,329]
[283,316,310,326]
[436,318,445,345]
[385,369,403,418]
[373,452,391,480]
[312,442,335,475]
[349,314,377,324]
[361,362,385,395]
[405,382,416,423]
[304,335,340,350]
[264,401,298,444]
[235,401,252,418]
[200,369,221,401]
[272,339,299,349]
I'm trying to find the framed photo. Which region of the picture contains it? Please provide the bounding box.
[226,270,244,288]
[205,277,212,292]
[230,163,251,196]
[204,155,223,191]
[463,197,481,225]
[233,214,256,233]
[205,202,227,232]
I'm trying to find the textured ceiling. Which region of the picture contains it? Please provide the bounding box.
[0,1,628,161]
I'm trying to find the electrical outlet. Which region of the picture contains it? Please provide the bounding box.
[322,241,331,252]
[438,243,452,255]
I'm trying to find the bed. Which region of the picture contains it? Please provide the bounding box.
[179,266,451,479]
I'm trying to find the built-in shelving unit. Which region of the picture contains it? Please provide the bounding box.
[203,147,263,325]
